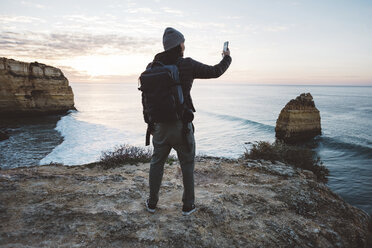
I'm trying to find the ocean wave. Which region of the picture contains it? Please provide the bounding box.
[40,113,137,165]
[199,110,372,160]
[198,110,275,132]
[316,136,372,159]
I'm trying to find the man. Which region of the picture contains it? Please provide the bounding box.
[146,27,231,215]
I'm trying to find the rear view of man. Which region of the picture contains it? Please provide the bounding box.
[144,27,231,215]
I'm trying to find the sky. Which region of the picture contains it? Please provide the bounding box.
[1,0,371,85]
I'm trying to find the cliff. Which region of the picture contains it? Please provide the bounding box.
[276,93,321,143]
[0,57,75,116]
[0,158,370,248]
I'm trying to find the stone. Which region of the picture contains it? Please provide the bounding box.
[275,93,321,143]
[0,57,75,116]
[0,158,370,247]
[31,66,44,77]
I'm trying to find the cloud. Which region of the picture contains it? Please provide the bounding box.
[59,65,138,83]
[0,15,45,24]
[87,74,139,83]
[124,6,183,16]
[63,14,105,23]
[179,21,226,29]
[0,31,157,60]
[125,7,158,14]
[59,14,127,33]
[21,1,47,9]
[161,7,183,16]
[56,14,166,37]
[58,65,91,82]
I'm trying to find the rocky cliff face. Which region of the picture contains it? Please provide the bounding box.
[0,57,74,116]
[0,158,370,247]
[276,93,321,143]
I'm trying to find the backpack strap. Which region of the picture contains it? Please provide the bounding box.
[175,57,183,65]
[149,61,165,68]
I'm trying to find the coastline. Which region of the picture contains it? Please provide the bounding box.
[3,83,372,214]
[1,157,370,247]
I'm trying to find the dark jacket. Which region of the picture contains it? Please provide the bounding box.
[152,52,232,112]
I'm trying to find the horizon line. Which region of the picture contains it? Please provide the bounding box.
[69,81,372,87]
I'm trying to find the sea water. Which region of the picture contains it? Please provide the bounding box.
[1,83,371,214]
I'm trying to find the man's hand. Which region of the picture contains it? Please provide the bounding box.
[222,48,230,57]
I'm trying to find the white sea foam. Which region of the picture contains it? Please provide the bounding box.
[40,113,139,165]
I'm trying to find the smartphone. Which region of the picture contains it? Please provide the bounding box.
[223,41,229,52]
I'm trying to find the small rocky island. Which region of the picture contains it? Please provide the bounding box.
[0,158,370,247]
[0,57,75,116]
[276,93,321,143]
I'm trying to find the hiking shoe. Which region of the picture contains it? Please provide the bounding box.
[182,204,196,216]
[145,199,156,213]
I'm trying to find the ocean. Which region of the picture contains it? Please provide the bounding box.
[1,83,371,214]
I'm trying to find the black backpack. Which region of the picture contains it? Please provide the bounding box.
[138,60,186,146]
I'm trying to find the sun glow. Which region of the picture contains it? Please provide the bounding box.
[1,1,371,85]
[59,54,152,78]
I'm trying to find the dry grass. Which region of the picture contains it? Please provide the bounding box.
[243,141,329,182]
[99,144,152,168]
[99,144,178,169]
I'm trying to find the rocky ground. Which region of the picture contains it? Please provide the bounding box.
[0,158,371,247]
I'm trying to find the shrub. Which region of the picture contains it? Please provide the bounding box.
[243,140,329,182]
[99,144,152,168]
[98,144,178,169]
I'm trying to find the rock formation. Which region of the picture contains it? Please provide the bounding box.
[276,93,321,143]
[0,57,75,116]
[0,158,370,247]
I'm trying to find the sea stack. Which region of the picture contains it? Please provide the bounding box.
[275,93,321,143]
[0,57,75,116]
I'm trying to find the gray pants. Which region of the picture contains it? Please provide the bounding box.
[148,120,195,207]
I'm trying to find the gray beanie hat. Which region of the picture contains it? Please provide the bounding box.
[162,27,185,51]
